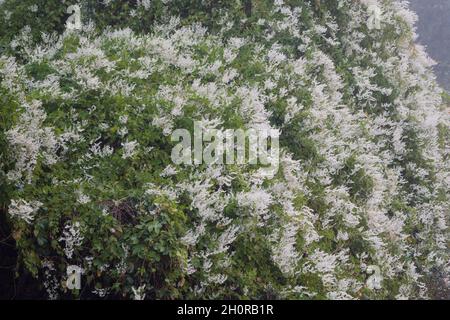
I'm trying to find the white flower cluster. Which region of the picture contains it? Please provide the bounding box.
[8,199,42,224]
[59,222,84,259]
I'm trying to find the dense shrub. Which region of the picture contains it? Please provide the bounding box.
[1,0,449,299]
[0,0,245,58]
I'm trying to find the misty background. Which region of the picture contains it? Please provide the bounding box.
[409,0,450,92]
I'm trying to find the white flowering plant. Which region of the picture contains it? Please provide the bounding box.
[0,0,449,300]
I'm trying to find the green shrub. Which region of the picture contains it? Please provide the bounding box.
[1,0,448,299]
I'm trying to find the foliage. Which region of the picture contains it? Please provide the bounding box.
[0,0,449,299]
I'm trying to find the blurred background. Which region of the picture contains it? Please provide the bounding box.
[409,0,450,92]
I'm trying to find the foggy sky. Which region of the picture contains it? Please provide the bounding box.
[408,0,450,91]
